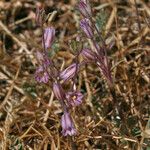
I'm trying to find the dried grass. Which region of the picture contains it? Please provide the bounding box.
[0,0,149,149]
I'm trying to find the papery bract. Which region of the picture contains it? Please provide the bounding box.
[61,112,76,136]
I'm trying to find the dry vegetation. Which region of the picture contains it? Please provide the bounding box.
[0,0,150,149]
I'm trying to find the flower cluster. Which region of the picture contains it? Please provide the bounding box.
[34,7,84,136]
[34,0,113,137]
[78,0,112,85]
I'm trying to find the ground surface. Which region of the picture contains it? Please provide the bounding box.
[0,0,150,150]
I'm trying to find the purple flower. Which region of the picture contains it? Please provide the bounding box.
[66,91,84,107]
[53,82,65,100]
[43,27,55,49]
[78,0,92,18]
[35,66,49,83]
[80,18,93,39]
[81,48,95,61]
[61,112,76,136]
[60,63,78,82]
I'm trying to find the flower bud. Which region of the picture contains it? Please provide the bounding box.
[78,0,92,18]
[61,112,76,136]
[60,63,78,82]
[80,18,93,39]
[52,82,65,100]
[43,27,55,49]
[81,48,95,61]
[35,6,43,26]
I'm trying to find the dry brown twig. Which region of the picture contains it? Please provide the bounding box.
[0,21,33,58]
[0,66,20,110]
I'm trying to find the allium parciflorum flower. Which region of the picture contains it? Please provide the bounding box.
[66,91,84,107]
[60,63,78,82]
[61,112,76,136]
[43,27,55,49]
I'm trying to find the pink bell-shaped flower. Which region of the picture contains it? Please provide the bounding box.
[60,63,78,82]
[61,112,76,136]
[43,27,55,49]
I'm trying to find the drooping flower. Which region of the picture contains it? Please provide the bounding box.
[61,112,76,136]
[78,0,92,18]
[60,63,78,82]
[80,18,93,39]
[66,91,84,107]
[81,48,96,61]
[53,82,65,100]
[43,27,55,49]
[35,66,49,83]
